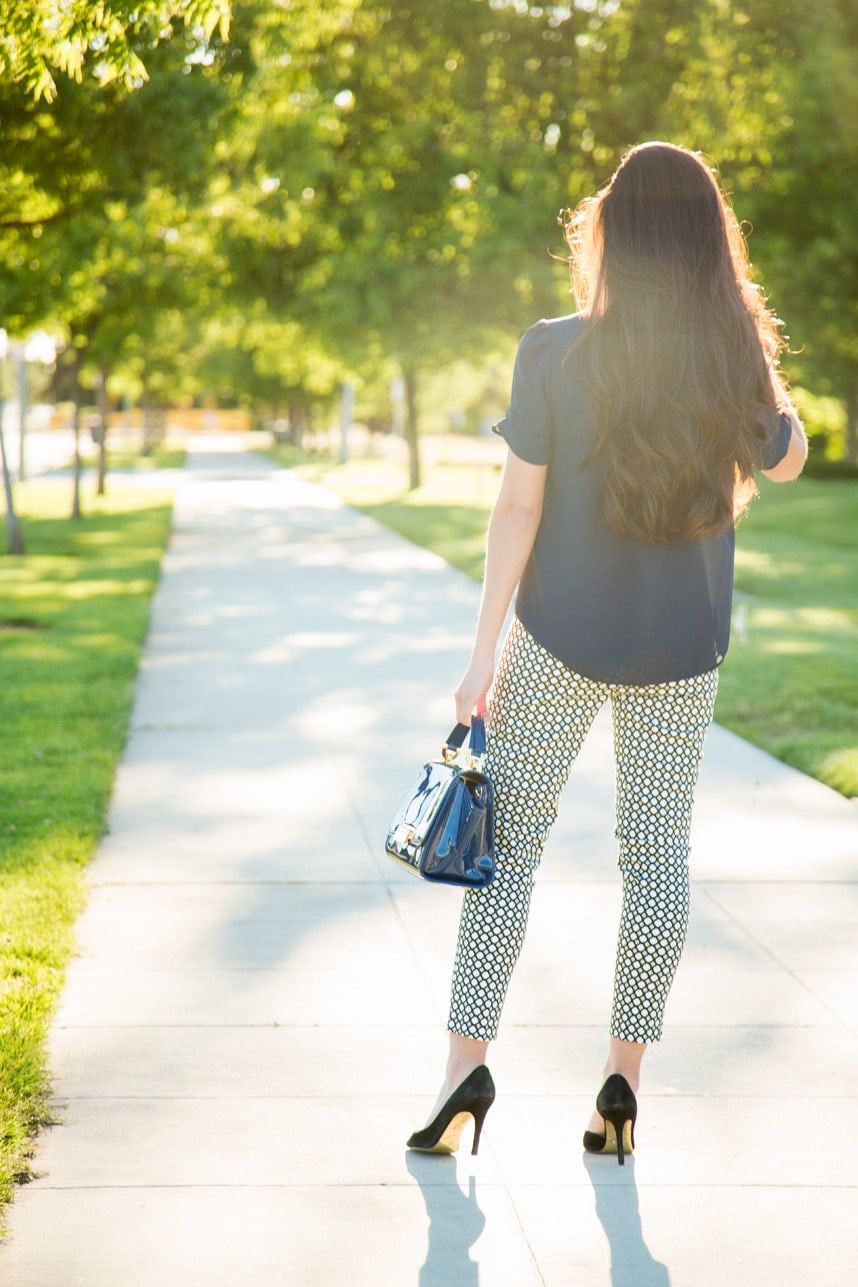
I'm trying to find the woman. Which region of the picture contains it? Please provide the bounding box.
[407,142,807,1164]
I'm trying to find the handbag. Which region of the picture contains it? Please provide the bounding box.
[385,717,496,888]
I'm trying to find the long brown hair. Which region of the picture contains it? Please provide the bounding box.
[563,141,786,543]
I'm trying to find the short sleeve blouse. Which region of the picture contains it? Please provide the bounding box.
[493,314,792,685]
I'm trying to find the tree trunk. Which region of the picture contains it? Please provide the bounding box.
[0,404,25,555]
[70,357,83,520]
[96,365,109,495]
[402,364,421,491]
[16,353,27,482]
[845,386,858,466]
[289,401,303,450]
[141,386,155,456]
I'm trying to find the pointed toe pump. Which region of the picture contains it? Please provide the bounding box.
[583,1073,637,1166]
[407,1066,496,1156]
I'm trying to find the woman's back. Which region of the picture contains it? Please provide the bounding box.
[494,312,791,684]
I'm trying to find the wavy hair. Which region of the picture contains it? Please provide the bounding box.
[562,141,787,543]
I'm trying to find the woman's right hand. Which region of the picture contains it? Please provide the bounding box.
[454,656,495,726]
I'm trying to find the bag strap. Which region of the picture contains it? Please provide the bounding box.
[443,716,486,760]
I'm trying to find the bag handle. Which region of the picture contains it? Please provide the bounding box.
[443,716,486,761]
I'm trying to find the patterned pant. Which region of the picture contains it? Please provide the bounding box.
[448,618,719,1044]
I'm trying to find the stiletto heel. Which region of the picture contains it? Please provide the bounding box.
[407,1066,495,1156]
[470,1099,491,1156]
[583,1073,637,1166]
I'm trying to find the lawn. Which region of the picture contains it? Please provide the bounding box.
[274,441,858,798]
[0,477,173,1212]
[720,477,858,795]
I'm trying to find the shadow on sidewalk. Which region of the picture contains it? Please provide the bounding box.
[585,1155,670,1287]
[406,1152,485,1286]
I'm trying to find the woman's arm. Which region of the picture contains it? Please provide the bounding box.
[762,372,808,483]
[454,451,548,724]
[761,409,808,483]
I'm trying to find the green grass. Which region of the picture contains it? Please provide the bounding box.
[272,444,858,797]
[719,478,858,795]
[0,479,173,1212]
[79,443,188,472]
[103,445,187,472]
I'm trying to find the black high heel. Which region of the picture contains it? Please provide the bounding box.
[583,1073,637,1166]
[407,1066,495,1156]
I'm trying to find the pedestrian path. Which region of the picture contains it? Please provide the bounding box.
[1,439,856,1286]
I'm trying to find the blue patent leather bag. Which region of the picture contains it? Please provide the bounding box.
[386,718,496,888]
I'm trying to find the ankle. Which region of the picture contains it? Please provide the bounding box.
[601,1039,645,1094]
[445,1035,489,1089]
[603,1065,639,1088]
[444,1057,486,1089]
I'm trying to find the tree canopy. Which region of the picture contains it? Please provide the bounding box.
[1,0,857,471]
[0,0,230,100]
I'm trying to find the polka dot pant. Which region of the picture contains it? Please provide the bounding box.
[448,618,719,1044]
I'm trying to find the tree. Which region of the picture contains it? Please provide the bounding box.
[0,18,236,508]
[732,0,858,461]
[211,0,589,485]
[3,0,858,474]
[0,348,25,552]
[0,0,230,101]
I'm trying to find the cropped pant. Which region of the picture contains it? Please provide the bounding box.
[448,619,718,1044]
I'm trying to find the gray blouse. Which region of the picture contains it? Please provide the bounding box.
[494,314,792,685]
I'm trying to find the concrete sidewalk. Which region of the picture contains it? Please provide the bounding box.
[2,440,856,1286]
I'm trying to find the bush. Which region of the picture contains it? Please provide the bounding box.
[792,387,848,461]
